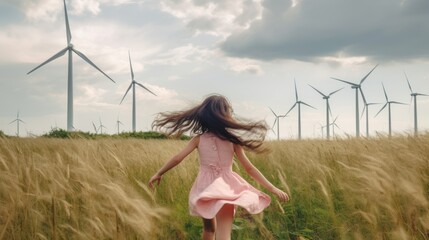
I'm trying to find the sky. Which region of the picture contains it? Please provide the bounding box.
[0,0,428,139]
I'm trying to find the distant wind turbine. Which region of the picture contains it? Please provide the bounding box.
[98,118,107,134]
[404,72,428,135]
[9,111,24,137]
[269,107,286,140]
[308,85,342,140]
[27,0,115,132]
[116,117,124,134]
[375,83,407,137]
[331,64,378,137]
[120,51,156,132]
[360,92,380,138]
[329,116,341,138]
[286,80,316,140]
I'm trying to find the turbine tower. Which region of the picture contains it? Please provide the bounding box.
[98,118,107,134]
[9,111,24,137]
[27,0,115,131]
[375,83,406,137]
[308,85,342,140]
[120,51,156,132]
[269,107,286,140]
[404,72,428,135]
[331,64,378,137]
[286,80,316,140]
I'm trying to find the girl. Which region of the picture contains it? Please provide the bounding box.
[148,94,289,240]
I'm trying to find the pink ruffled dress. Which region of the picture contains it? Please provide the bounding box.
[189,132,271,219]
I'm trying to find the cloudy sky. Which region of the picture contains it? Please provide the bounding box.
[1,0,428,139]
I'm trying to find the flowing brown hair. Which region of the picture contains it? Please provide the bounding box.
[152,94,268,152]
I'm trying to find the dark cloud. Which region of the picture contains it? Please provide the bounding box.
[221,0,429,62]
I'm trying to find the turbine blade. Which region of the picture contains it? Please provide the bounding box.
[27,47,69,74]
[120,83,133,104]
[359,88,367,105]
[332,116,339,124]
[359,64,378,85]
[9,119,17,124]
[308,84,326,97]
[328,87,343,97]
[72,48,115,83]
[375,103,387,117]
[331,77,357,86]
[328,102,332,117]
[285,103,297,116]
[382,83,388,101]
[269,107,278,117]
[92,122,98,133]
[360,104,366,119]
[404,72,413,93]
[390,101,407,105]
[294,79,298,101]
[271,118,277,130]
[301,101,316,110]
[128,50,134,80]
[416,93,429,97]
[63,0,72,44]
[135,82,157,96]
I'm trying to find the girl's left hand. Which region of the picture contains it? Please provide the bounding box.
[272,187,289,202]
[148,174,162,188]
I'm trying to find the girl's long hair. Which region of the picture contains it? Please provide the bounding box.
[152,94,268,152]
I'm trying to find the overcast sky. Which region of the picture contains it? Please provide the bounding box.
[1,0,428,139]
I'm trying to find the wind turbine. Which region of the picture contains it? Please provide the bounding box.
[286,80,316,140]
[404,72,428,135]
[329,116,341,138]
[120,51,156,132]
[360,92,380,138]
[308,85,342,140]
[98,118,107,134]
[116,117,124,134]
[331,64,378,137]
[27,0,115,132]
[9,111,24,137]
[269,107,286,140]
[375,83,407,137]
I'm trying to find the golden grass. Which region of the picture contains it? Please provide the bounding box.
[0,134,428,239]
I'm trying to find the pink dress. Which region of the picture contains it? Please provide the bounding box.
[189,132,271,219]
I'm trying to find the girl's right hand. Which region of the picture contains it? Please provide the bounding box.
[148,174,162,188]
[272,187,289,202]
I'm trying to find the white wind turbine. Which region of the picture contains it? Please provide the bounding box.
[404,72,428,135]
[308,85,342,140]
[98,118,107,134]
[9,111,24,137]
[331,64,378,137]
[375,83,407,137]
[269,107,286,140]
[286,80,316,140]
[360,91,380,138]
[120,51,156,132]
[116,117,124,134]
[329,116,341,138]
[27,0,115,132]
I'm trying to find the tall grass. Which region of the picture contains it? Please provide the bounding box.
[0,134,428,239]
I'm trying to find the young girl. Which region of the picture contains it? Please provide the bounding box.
[148,94,289,240]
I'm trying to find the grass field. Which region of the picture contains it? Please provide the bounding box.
[0,134,428,239]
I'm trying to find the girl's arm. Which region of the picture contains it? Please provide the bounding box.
[148,136,199,188]
[234,144,289,202]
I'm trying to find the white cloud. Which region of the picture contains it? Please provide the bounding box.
[226,57,263,74]
[159,0,263,37]
[147,44,213,65]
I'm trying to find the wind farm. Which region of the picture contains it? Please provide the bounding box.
[1,1,429,240]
